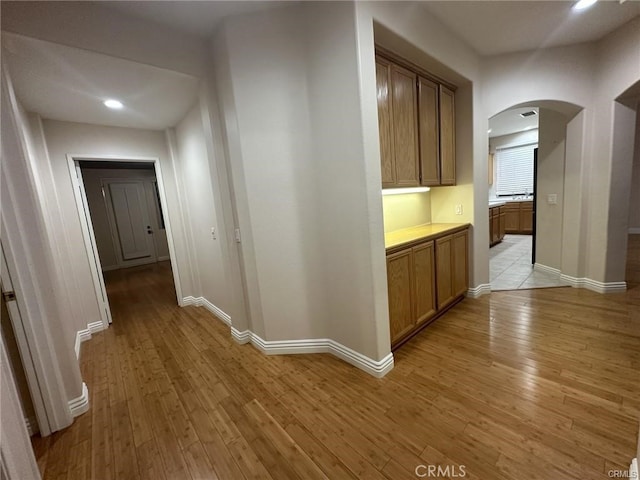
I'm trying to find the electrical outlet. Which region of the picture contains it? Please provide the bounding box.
[211,227,216,240]
[455,204,463,215]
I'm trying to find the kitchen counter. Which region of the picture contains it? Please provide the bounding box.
[489,197,533,206]
[385,223,470,250]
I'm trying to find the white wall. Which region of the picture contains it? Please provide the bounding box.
[536,110,566,270]
[214,3,391,360]
[629,107,640,232]
[174,102,231,314]
[40,119,195,329]
[2,68,76,430]
[482,19,640,286]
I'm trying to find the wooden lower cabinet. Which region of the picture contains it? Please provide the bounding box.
[489,205,505,247]
[387,227,468,348]
[504,203,520,233]
[520,202,533,234]
[503,201,533,234]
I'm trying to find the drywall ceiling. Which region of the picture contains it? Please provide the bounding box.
[422,1,640,56]
[489,107,539,138]
[105,1,295,38]
[3,33,200,130]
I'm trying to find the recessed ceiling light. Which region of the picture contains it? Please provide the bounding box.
[573,0,597,11]
[103,99,123,110]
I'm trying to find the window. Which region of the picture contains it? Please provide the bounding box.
[495,143,537,196]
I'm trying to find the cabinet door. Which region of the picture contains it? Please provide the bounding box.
[504,204,520,233]
[391,64,419,186]
[489,208,494,244]
[492,213,500,245]
[375,57,396,187]
[418,77,440,186]
[387,249,415,344]
[413,242,436,325]
[520,202,533,234]
[499,210,506,240]
[435,235,454,310]
[452,230,469,298]
[439,85,456,185]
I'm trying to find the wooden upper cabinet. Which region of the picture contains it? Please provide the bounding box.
[376,51,457,189]
[390,64,419,186]
[376,58,396,187]
[439,85,456,185]
[418,77,440,186]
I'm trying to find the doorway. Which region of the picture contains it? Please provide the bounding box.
[68,156,183,328]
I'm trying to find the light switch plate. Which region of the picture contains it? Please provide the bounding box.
[547,194,557,205]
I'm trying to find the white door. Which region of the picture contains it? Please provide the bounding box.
[105,181,157,268]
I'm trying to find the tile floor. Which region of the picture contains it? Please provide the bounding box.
[490,234,570,291]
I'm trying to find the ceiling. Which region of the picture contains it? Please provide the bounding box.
[422,1,640,56]
[489,107,539,138]
[105,1,295,38]
[3,33,200,130]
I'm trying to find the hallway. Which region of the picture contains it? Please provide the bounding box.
[31,262,640,479]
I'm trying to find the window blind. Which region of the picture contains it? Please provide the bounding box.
[495,143,537,196]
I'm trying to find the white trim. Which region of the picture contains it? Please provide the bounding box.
[630,458,637,479]
[181,296,231,325]
[533,263,561,275]
[467,284,491,297]
[230,327,394,378]
[74,321,106,359]
[559,274,627,293]
[199,298,231,326]
[68,382,89,418]
[628,228,640,234]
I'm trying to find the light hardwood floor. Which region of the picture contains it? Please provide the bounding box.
[32,243,640,479]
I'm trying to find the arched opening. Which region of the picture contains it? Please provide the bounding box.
[487,100,583,291]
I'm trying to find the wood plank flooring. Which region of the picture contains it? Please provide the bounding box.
[32,244,640,479]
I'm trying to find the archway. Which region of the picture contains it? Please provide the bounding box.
[487,100,583,291]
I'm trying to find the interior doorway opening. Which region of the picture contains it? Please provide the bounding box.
[487,101,582,291]
[68,155,183,328]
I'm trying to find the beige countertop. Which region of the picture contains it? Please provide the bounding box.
[385,223,470,250]
[489,198,533,206]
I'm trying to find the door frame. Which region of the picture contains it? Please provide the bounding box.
[101,178,159,270]
[67,154,183,329]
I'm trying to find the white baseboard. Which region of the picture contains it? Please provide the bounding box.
[559,274,626,293]
[181,296,231,325]
[629,228,640,234]
[157,255,170,261]
[68,382,89,418]
[467,284,491,298]
[534,263,561,275]
[231,327,394,378]
[74,321,106,359]
[101,264,120,272]
[24,416,38,436]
